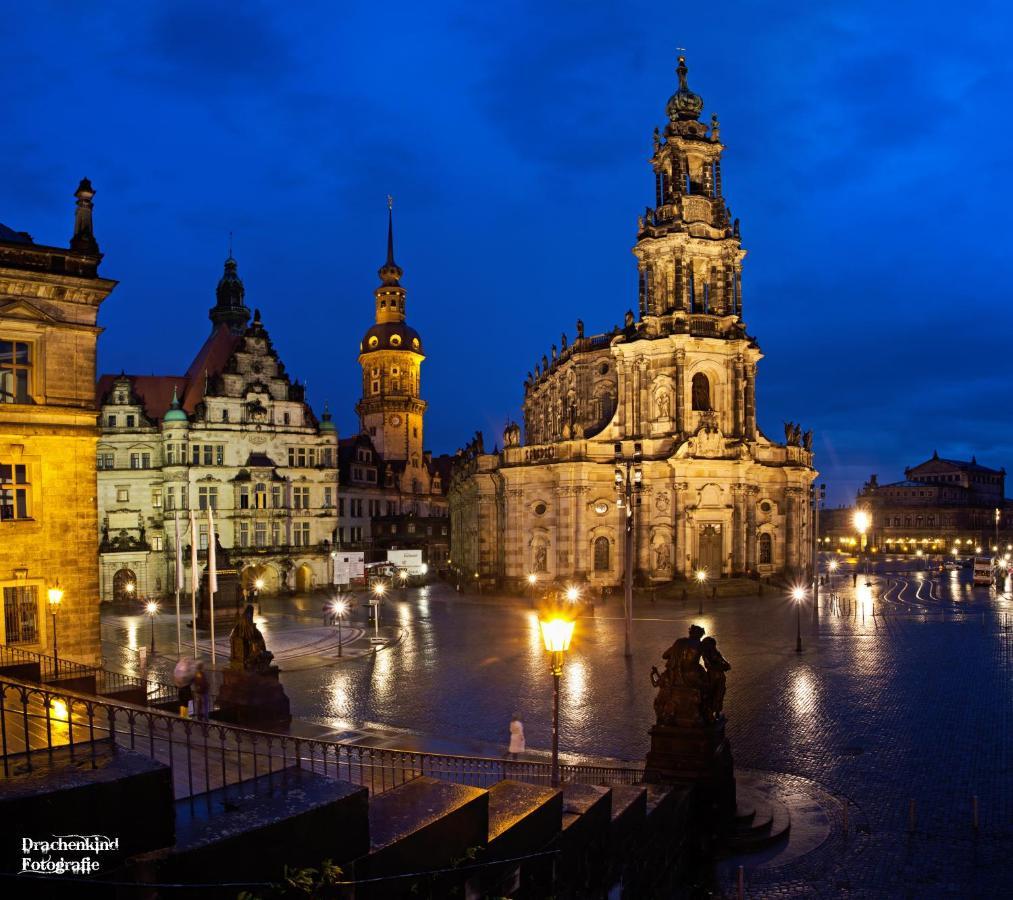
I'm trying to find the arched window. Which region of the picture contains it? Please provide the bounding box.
[593,536,610,572]
[597,391,616,428]
[692,373,711,411]
[759,532,772,565]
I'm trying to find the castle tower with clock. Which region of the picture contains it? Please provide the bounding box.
[355,201,427,476]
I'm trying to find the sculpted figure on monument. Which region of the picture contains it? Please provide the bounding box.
[229,604,274,673]
[651,624,731,726]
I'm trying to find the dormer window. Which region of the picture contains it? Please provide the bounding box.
[0,340,31,405]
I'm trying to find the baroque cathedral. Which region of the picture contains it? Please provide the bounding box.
[448,59,816,586]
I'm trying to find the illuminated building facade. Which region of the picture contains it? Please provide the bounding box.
[0,181,116,662]
[825,453,1013,554]
[96,257,339,600]
[449,60,816,587]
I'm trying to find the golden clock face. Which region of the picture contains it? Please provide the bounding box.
[390,415,402,426]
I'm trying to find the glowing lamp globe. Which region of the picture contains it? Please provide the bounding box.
[539,618,575,654]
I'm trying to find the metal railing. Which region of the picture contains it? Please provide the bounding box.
[0,675,643,808]
[0,643,177,706]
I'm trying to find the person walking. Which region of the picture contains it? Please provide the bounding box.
[192,661,209,721]
[508,713,525,760]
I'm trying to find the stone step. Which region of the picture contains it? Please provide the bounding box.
[725,786,791,852]
[120,767,368,887]
[361,776,488,885]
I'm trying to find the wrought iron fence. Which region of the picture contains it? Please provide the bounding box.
[0,643,178,706]
[0,675,644,808]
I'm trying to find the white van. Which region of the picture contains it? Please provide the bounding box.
[972,557,993,585]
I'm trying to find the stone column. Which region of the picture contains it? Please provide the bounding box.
[732,484,746,573]
[636,485,651,581]
[675,258,686,313]
[745,487,758,571]
[573,484,587,578]
[744,362,756,440]
[615,360,628,437]
[784,488,800,573]
[675,350,686,436]
[637,358,649,436]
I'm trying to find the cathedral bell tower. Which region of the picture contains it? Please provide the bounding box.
[356,199,427,467]
[633,57,745,325]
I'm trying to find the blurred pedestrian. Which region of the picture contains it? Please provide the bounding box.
[178,681,192,717]
[508,713,525,759]
[192,661,209,721]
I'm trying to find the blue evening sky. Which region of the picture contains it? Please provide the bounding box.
[3,1,1011,503]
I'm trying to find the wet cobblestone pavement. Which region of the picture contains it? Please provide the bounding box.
[100,560,1013,896]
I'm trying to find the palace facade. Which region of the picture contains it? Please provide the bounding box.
[1,181,116,662]
[96,258,339,601]
[448,59,816,587]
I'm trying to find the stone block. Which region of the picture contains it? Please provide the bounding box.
[0,742,174,878]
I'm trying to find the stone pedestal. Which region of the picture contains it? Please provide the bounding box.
[215,665,291,729]
[642,720,735,819]
[196,567,242,628]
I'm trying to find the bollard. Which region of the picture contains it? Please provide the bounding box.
[972,794,979,832]
[842,798,849,836]
[908,798,916,833]
[737,865,745,900]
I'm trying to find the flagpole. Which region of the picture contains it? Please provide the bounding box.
[208,506,218,670]
[190,510,199,659]
[174,513,183,657]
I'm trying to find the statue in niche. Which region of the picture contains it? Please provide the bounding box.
[654,542,671,570]
[657,391,671,419]
[534,545,547,573]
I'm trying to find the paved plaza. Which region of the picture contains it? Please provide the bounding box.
[100,560,1012,896]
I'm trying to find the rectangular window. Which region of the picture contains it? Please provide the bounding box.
[152,488,162,508]
[288,448,295,467]
[372,381,379,394]
[238,522,249,547]
[0,340,31,404]
[255,485,268,509]
[367,469,376,482]
[338,498,345,517]
[107,415,117,427]
[97,452,114,470]
[3,585,39,643]
[293,487,310,509]
[338,526,345,543]
[293,521,311,546]
[126,415,136,428]
[387,501,396,515]
[272,485,282,509]
[216,445,224,466]
[151,535,164,551]
[165,487,175,510]
[198,487,218,510]
[323,487,333,508]
[322,449,333,467]
[0,463,30,520]
[239,486,250,509]
[255,522,267,547]
[199,523,209,550]
[117,487,129,503]
[271,521,281,546]
[222,409,229,423]
[192,445,200,465]
[407,523,416,534]
[203,446,213,466]
[167,444,176,465]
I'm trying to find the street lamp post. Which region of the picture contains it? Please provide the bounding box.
[332,599,348,656]
[791,586,805,652]
[371,582,386,640]
[812,483,825,621]
[538,612,575,788]
[853,510,870,582]
[145,600,159,653]
[695,569,708,615]
[47,585,63,672]
[614,442,643,658]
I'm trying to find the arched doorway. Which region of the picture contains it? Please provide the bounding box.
[113,568,137,604]
[698,525,722,575]
[295,564,314,593]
